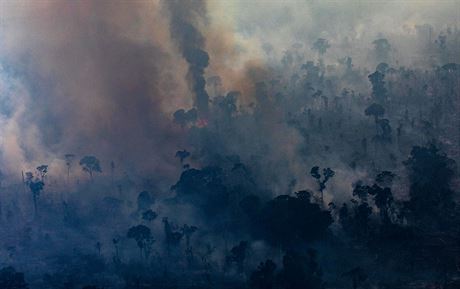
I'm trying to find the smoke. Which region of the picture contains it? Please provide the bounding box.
[165,0,211,117]
[208,0,459,68]
[0,2,458,287]
[0,1,193,183]
[0,0,458,186]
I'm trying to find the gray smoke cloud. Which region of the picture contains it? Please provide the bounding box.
[0,0,458,188]
[0,1,194,184]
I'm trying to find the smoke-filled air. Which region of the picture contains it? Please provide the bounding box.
[0,0,459,288]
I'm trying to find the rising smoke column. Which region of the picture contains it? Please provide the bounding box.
[0,1,192,182]
[165,0,210,117]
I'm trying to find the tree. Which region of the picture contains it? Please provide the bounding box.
[64,154,75,181]
[354,179,394,225]
[312,38,330,56]
[175,150,190,164]
[25,173,44,217]
[36,165,48,181]
[182,224,198,268]
[79,156,101,181]
[371,185,393,224]
[375,118,392,142]
[352,181,371,202]
[368,70,387,103]
[162,217,183,256]
[364,103,385,123]
[127,225,154,259]
[310,166,335,204]
[171,166,229,218]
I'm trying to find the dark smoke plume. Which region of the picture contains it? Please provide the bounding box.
[165,0,210,117]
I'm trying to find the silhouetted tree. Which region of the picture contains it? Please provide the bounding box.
[182,224,198,268]
[175,150,190,163]
[64,154,75,182]
[352,181,371,202]
[171,167,229,218]
[368,70,387,103]
[371,185,393,224]
[375,118,392,142]
[79,156,101,181]
[25,173,44,217]
[127,225,154,259]
[310,166,335,203]
[163,217,183,257]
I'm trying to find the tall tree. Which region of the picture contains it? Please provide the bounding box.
[25,173,44,218]
[64,154,75,182]
[79,156,102,181]
[127,225,154,259]
[310,166,335,204]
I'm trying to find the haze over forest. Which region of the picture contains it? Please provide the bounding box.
[0,1,459,288]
